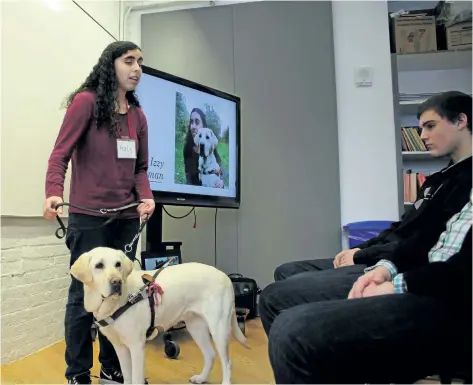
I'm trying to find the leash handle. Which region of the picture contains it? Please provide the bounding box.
[54,203,67,239]
[53,201,143,239]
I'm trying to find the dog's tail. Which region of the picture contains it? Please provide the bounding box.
[232,309,250,349]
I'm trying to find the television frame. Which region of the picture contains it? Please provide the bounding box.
[140,64,241,210]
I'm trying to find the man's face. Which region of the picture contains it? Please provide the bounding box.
[419,109,466,158]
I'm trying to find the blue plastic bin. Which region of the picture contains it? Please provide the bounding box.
[343,221,394,248]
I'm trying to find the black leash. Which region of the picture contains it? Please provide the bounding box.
[53,201,149,254]
[53,201,143,238]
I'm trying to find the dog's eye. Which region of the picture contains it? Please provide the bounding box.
[199,134,202,137]
[115,262,121,268]
[95,262,104,269]
[206,135,209,139]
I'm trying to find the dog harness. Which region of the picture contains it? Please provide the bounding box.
[94,260,170,339]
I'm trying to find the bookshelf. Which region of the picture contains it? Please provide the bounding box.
[402,151,432,161]
[396,50,472,72]
[388,2,472,216]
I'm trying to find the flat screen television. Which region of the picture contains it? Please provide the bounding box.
[136,65,241,209]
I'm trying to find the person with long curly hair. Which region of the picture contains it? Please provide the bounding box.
[43,41,155,384]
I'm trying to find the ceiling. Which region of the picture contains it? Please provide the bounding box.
[123,0,263,12]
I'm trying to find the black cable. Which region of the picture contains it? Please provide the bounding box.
[161,206,216,266]
[162,206,197,228]
[72,1,118,41]
[214,208,218,267]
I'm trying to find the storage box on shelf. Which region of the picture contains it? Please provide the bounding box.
[392,14,437,53]
[446,21,472,51]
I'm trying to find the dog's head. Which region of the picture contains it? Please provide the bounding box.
[193,127,218,157]
[70,247,134,301]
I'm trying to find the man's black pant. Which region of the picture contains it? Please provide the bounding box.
[64,213,139,380]
[273,257,347,281]
[259,259,470,384]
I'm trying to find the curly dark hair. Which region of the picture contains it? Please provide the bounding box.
[63,41,142,136]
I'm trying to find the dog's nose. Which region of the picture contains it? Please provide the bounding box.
[110,278,122,294]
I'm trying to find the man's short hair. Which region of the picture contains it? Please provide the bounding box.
[417,91,472,133]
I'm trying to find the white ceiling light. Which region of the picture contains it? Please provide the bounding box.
[41,0,64,12]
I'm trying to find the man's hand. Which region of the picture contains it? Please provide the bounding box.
[361,281,395,297]
[43,196,64,220]
[137,199,155,220]
[348,266,392,299]
[333,248,360,268]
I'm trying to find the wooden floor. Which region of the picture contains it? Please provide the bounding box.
[1,319,274,384]
[1,317,448,385]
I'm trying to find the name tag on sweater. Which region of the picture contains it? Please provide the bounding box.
[117,139,136,159]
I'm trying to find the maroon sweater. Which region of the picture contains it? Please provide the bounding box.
[45,91,153,217]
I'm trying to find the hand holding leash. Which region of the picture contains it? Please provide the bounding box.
[137,199,155,220]
[43,196,64,220]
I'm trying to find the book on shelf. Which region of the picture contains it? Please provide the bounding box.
[401,126,427,152]
[403,171,431,203]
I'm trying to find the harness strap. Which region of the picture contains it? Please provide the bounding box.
[146,293,156,339]
[94,258,172,335]
[94,289,148,328]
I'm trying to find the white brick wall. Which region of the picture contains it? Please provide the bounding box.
[1,217,71,364]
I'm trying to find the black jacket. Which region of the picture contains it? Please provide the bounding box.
[353,156,472,267]
[402,225,471,310]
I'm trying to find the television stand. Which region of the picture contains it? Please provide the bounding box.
[140,203,184,359]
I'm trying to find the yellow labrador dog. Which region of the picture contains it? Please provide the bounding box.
[193,127,221,187]
[70,247,248,384]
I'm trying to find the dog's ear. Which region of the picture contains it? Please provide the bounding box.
[70,252,93,284]
[121,252,134,278]
[210,130,218,150]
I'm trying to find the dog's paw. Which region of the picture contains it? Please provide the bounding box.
[189,375,207,384]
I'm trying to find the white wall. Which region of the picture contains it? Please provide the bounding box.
[332,0,401,248]
[1,0,121,365]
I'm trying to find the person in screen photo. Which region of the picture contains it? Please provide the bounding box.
[183,108,225,188]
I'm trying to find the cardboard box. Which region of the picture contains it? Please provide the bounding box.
[446,21,472,51]
[393,14,437,53]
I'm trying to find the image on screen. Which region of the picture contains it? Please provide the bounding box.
[136,70,238,200]
[143,255,180,271]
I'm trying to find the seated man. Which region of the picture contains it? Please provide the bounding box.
[259,91,472,383]
[275,90,472,282]
[267,206,472,383]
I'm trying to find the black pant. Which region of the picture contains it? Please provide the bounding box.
[273,257,346,281]
[64,213,140,379]
[259,259,470,383]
